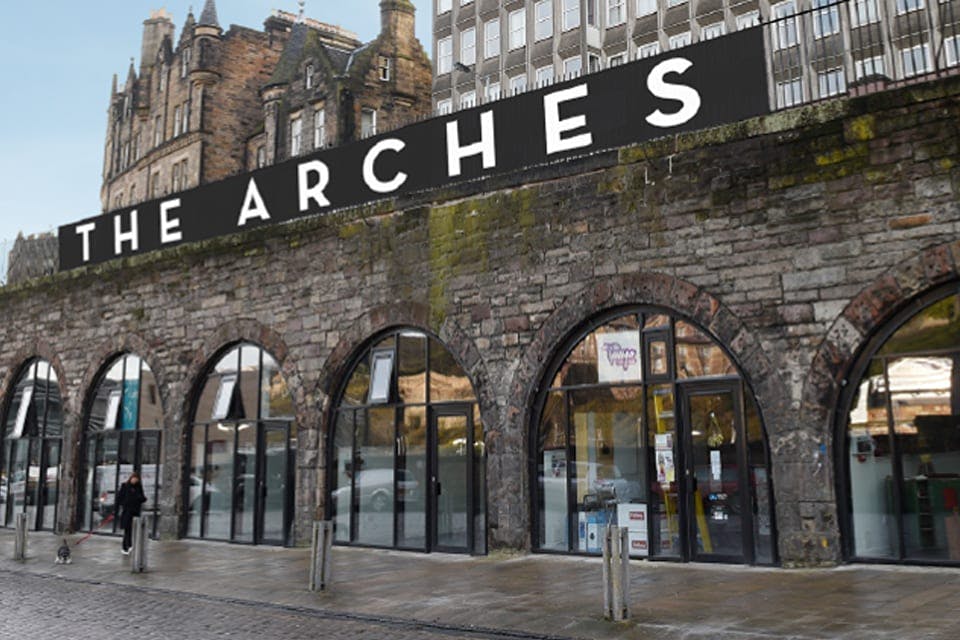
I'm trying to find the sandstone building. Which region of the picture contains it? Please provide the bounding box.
[101,0,432,212]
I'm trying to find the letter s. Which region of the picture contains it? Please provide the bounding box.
[645,58,701,129]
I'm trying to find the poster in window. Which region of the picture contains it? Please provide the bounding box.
[655,433,675,484]
[596,331,641,383]
[121,379,140,430]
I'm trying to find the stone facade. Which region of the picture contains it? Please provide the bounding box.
[5,233,58,286]
[102,1,432,211]
[4,73,960,565]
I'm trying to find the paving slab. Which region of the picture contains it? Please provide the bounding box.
[1,529,959,639]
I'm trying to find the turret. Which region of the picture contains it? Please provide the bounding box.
[196,0,222,38]
[380,0,416,43]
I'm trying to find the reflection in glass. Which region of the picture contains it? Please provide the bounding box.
[846,293,960,563]
[331,329,483,553]
[537,310,770,563]
[539,392,568,551]
[648,385,680,557]
[332,411,354,542]
[187,344,294,545]
[355,408,395,546]
[397,407,427,549]
[0,359,64,531]
[81,354,163,537]
[676,321,736,379]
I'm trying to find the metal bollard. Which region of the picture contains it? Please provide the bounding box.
[602,524,630,622]
[308,520,334,591]
[130,516,148,573]
[13,513,27,562]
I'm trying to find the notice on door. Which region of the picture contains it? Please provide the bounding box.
[617,503,649,557]
[655,434,675,484]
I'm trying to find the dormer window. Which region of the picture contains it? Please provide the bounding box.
[305,64,315,90]
[378,56,392,81]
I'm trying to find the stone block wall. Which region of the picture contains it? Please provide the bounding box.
[2,75,960,565]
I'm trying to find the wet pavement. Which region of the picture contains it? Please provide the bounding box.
[1,530,959,639]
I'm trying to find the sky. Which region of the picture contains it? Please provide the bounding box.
[0,1,432,251]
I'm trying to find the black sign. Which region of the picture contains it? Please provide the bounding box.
[59,28,768,270]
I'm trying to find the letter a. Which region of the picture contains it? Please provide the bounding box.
[238,178,271,227]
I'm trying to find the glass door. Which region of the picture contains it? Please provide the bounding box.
[431,407,474,552]
[258,423,289,545]
[680,383,749,563]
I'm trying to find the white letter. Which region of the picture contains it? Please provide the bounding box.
[160,198,183,244]
[75,222,96,263]
[114,210,139,255]
[446,110,496,177]
[544,84,593,155]
[238,178,271,226]
[363,139,408,193]
[298,160,331,212]
[645,58,702,129]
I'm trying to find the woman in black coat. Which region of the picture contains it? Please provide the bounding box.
[115,472,147,554]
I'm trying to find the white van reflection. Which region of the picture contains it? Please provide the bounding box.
[332,469,420,512]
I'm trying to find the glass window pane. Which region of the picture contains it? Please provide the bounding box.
[398,332,427,405]
[847,359,897,558]
[879,295,960,355]
[200,348,240,421]
[96,433,119,532]
[648,385,680,557]
[746,395,775,564]
[239,345,261,420]
[205,423,235,540]
[355,408,395,546]
[138,363,163,430]
[889,356,960,561]
[369,350,395,404]
[187,424,206,537]
[25,439,40,527]
[233,422,257,542]
[552,316,641,387]
[91,359,124,432]
[473,403,486,555]
[570,387,644,554]
[332,411,354,542]
[260,352,293,419]
[429,338,476,402]
[539,391,569,551]
[676,321,736,379]
[121,355,141,430]
[42,440,59,530]
[80,438,95,530]
[397,406,427,549]
[138,432,161,524]
[343,359,370,407]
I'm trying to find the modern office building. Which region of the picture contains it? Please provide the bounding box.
[431,0,960,113]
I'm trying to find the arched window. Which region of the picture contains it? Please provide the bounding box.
[78,354,163,536]
[329,329,486,554]
[842,289,960,565]
[533,308,775,564]
[0,359,63,530]
[186,343,294,545]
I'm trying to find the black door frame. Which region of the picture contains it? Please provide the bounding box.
[429,404,476,554]
[255,421,292,546]
[677,380,753,564]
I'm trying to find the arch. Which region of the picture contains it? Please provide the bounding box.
[499,272,786,551]
[74,351,166,539]
[323,321,487,554]
[525,299,777,564]
[0,354,67,531]
[184,337,298,545]
[802,241,960,564]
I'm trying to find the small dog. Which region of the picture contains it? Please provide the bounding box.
[55,538,72,564]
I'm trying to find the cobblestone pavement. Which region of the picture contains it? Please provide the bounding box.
[2,530,960,639]
[0,571,563,640]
